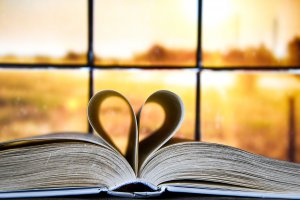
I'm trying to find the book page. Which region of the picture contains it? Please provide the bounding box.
[138,90,184,169]
[88,90,139,173]
[140,141,300,197]
[88,90,185,174]
[0,132,109,150]
[0,140,135,194]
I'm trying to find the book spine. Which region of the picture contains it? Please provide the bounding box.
[108,187,166,198]
[108,179,165,197]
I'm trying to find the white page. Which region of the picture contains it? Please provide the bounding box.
[138,90,184,168]
[88,90,138,173]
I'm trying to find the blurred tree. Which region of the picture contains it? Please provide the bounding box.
[245,45,276,66]
[134,44,195,65]
[287,37,300,65]
[147,44,167,62]
[35,55,51,63]
[133,44,167,63]
[65,51,83,61]
[223,45,276,66]
[223,48,245,65]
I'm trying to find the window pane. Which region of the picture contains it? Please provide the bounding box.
[0,69,88,141]
[202,0,300,67]
[0,0,87,64]
[201,70,300,162]
[95,0,197,67]
[95,70,196,153]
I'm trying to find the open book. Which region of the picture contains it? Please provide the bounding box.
[0,90,300,199]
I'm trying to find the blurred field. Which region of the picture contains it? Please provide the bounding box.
[0,69,88,141]
[0,69,300,162]
[0,69,196,155]
[201,71,300,162]
[0,53,86,65]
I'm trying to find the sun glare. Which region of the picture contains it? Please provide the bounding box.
[203,0,234,25]
[164,71,195,87]
[202,71,235,88]
[181,0,198,24]
[274,46,287,60]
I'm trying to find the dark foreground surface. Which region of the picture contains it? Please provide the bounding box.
[6,192,288,200]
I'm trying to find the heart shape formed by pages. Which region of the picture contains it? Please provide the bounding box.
[87,90,184,174]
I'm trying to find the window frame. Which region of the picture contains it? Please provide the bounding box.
[0,0,297,161]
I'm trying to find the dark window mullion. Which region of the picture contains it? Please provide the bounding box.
[88,0,95,67]
[88,0,94,133]
[195,0,202,141]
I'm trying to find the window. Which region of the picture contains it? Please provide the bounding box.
[0,0,299,162]
[202,0,300,162]
[0,69,88,141]
[0,0,87,64]
[202,0,300,68]
[94,0,197,66]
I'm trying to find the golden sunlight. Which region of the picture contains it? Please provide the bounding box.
[201,71,235,88]
[95,0,197,65]
[203,0,300,67]
[203,0,233,25]
[164,70,196,87]
[181,0,198,25]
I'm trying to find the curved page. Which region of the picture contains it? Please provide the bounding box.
[88,90,138,173]
[138,90,184,169]
[0,133,109,150]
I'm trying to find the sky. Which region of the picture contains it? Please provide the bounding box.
[94,0,197,59]
[0,0,300,59]
[0,0,87,57]
[203,0,300,58]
